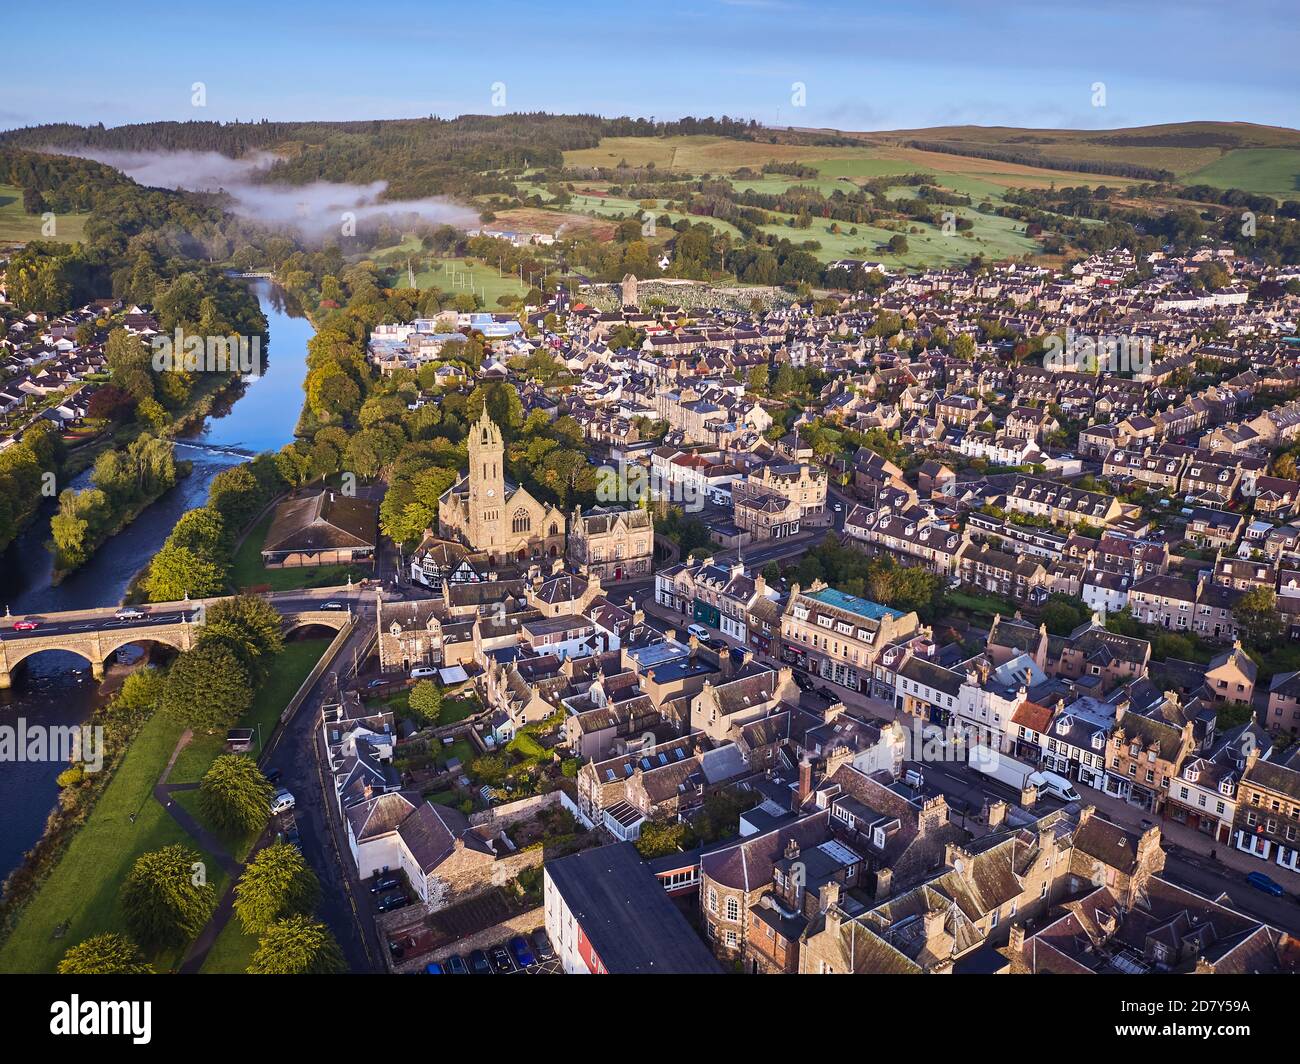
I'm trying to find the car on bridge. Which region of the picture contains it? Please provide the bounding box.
[114,608,146,620]
[13,620,39,631]
[320,601,347,610]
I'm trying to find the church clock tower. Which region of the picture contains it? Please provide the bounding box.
[467,408,506,550]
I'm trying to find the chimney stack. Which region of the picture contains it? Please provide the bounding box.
[796,756,814,808]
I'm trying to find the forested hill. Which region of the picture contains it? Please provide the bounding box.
[0,115,847,200]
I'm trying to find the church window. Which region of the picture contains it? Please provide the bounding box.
[512,508,531,534]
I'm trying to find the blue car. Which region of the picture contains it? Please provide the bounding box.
[509,935,536,968]
[1246,871,1286,897]
[424,962,445,974]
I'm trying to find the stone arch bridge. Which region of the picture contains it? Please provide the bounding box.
[0,589,359,689]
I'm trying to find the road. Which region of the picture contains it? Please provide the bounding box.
[259,608,385,972]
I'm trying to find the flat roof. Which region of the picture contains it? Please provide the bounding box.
[545,843,721,974]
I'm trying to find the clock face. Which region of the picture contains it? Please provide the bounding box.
[486,489,496,498]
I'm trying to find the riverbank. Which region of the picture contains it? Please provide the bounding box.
[49,459,193,585]
[0,280,315,889]
[0,638,330,972]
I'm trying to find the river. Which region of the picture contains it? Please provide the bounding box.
[0,281,312,882]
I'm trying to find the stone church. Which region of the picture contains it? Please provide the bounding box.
[438,409,566,565]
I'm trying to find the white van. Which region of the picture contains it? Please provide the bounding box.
[686,623,710,641]
[1035,771,1081,803]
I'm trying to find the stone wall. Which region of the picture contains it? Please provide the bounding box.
[469,790,563,830]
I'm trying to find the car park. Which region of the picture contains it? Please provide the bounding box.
[467,949,492,974]
[270,789,296,815]
[489,945,517,973]
[509,935,535,968]
[1247,871,1286,897]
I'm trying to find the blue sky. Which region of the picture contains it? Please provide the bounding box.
[3,0,1296,132]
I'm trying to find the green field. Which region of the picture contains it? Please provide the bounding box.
[0,639,328,973]
[0,183,90,244]
[1187,148,1300,202]
[368,238,531,304]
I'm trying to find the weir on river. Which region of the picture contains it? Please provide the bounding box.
[0,280,314,881]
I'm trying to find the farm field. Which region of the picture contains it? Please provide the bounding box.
[1186,148,1300,202]
[563,134,873,173]
[0,183,90,244]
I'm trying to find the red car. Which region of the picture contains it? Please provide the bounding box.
[13,620,40,631]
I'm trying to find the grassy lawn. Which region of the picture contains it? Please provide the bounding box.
[198,917,258,974]
[0,639,328,973]
[944,590,1021,619]
[0,183,91,244]
[230,509,365,592]
[367,687,479,729]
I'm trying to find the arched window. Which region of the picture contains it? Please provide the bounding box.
[550,523,559,536]
[512,508,531,534]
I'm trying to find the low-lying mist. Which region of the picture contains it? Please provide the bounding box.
[54,146,478,240]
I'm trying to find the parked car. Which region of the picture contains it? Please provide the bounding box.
[489,944,517,974]
[366,679,388,689]
[686,623,710,641]
[509,935,536,968]
[792,671,814,692]
[284,824,302,851]
[423,962,445,974]
[410,666,437,679]
[445,954,469,975]
[264,768,282,785]
[376,892,409,913]
[1246,871,1286,897]
[706,636,728,652]
[532,929,555,961]
[815,686,837,701]
[467,949,492,974]
[371,875,401,894]
[13,620,39,631]
[270,789,295,815]
[114,607,146,620]
[833,503,843,513]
